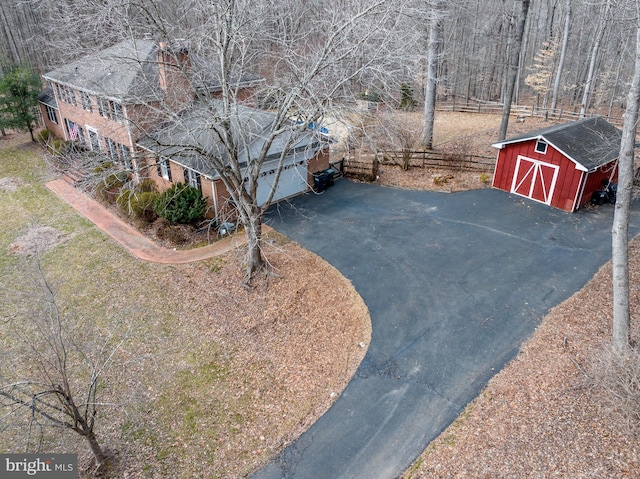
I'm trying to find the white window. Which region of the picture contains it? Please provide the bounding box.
[98,98,110,119]
[87,128,100,151]
[157,157,172,181]
[46,105,57,124]
[106,138,118,161]
[184,168,201,190]
[62,85,77,106]
[112,101,123,122]
[535,139,548,154]
[81,92,92,111]
[120,144,132,170]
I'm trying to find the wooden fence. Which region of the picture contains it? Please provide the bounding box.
[341,150,494,181]
[377,150,495,172]
[343,155,379,181]
[435,99,624,128]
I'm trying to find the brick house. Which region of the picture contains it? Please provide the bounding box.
[38,39,330,221]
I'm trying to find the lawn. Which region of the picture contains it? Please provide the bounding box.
[0,133,370,478]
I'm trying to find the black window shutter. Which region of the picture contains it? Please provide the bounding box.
[156,160,162,177]
[166,162,172,182]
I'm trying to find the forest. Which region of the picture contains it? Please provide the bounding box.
[0,0,635,119]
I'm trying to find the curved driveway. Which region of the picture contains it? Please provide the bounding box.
[254,180,640,479]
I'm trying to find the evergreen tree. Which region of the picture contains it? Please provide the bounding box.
[0,66,41,141]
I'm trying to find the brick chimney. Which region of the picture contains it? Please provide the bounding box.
[157,41,193,110]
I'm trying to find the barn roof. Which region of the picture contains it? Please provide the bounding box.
[492,116,622,172]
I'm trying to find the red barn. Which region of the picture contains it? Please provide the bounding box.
[491,116,621,212]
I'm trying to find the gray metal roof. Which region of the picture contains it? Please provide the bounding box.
[138,99,324,178]
[492,116,622,172]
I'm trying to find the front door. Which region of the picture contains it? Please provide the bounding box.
[510,156,559,205]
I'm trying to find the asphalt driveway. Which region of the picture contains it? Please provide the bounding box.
[252,180,640,479]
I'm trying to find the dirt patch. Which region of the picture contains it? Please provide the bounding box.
[377,165,491,192]
[0,177,22,193]
[8,225,69,256]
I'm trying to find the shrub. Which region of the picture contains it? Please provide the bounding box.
[49,139,70,156]
[136,179,159,193]
[130,191,160,223]
[37,129,52,145]
[400,83,417,110]
[96,173,127,204]
[117,181,160,223]
[154,183,206,224]
[93,162,114,174]
[591,345,640,437]
[480,172,492,184]
[433,174,454,186]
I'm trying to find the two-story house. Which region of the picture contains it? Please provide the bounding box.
[38,39,330,221]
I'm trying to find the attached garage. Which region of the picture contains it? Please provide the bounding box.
[492,116,621,212]
[138,100,330,222]
[257,159,308,206]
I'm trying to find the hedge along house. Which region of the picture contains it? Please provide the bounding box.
[491,116,622,212]
[137,100,330,223]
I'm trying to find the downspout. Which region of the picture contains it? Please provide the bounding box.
[212,179,219,222]
[123,103,141,182]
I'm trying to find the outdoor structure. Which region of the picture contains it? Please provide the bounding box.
[491,116,621,212]
[137,100,330,221]
[37,39,330,221]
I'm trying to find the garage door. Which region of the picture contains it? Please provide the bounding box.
[256,159,308,206]
[510,156,559,205]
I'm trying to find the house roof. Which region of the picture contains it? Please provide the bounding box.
[42,39,263,103]
[138,99,325,179]
[42,39,162,102]
[37,86,58,109]
[492,116,622,172]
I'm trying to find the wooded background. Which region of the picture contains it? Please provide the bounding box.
[0,0,633,118]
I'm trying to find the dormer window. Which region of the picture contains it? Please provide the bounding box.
[535,139,548,154]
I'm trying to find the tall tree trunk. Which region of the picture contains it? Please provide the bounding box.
[612,10,640,353]
[499,0,531,141]
[551,0,571,114]
[422,3,443,149]
[580,0,611,118]
[244,209,265,281]
[84,429,107,468]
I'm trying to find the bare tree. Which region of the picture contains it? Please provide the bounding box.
[550,0,571,114]
[579,0,613,118]
[612,2,640,353]
[422,0,445,148]
[47,0,403,283]
[0,259,128,469]
[498,0,531,141]
[371,111,422,170]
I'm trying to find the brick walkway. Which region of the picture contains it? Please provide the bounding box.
[46,179,251,264]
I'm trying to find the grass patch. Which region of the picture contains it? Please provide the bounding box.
[0,133,369,479]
